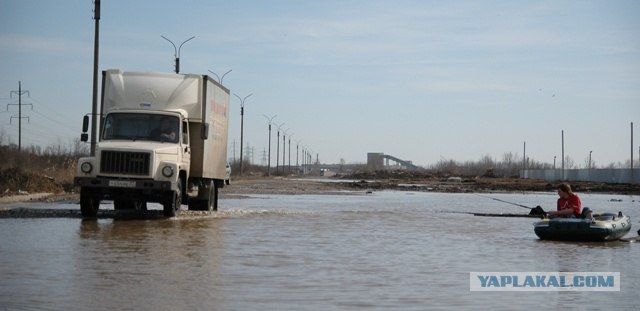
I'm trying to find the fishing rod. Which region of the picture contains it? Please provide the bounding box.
[474,194,547,216]
[474,193,534,210]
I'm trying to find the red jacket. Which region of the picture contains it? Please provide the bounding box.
[557,194,582,217]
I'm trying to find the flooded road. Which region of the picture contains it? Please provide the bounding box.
[1,191,639,310]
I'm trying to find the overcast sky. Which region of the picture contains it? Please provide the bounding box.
[1,0,639,167]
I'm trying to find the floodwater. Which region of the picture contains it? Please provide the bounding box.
[1,191,639,310]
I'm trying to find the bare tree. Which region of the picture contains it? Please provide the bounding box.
[564,156,575,169]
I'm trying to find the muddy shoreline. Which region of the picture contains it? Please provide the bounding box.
[1,176,638,218]
[1,176,639,203]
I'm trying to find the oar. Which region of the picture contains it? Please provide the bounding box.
[475,194,547,216]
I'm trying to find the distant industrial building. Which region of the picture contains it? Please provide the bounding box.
[367,152,420,171]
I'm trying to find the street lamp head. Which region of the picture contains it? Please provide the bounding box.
[162,35,195,74]
[233,93,253,108]
[178,36,196,53]
[263,114,278,124]
[208,69,232,84]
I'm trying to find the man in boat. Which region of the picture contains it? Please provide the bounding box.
[546,183,591,219]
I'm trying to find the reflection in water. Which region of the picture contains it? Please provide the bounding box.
[0,192,638,310]
[72,218,226,310]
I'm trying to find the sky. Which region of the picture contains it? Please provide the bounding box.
[1,0,639,168]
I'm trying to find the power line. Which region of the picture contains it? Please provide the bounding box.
[30,109,78,136]
[7,81,32,151]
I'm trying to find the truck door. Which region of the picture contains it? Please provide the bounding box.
[181,120,191,168]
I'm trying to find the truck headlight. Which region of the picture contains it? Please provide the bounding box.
[80,162,93,173]
[162,166,174,177]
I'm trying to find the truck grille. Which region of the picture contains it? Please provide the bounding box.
[100,151,150,175]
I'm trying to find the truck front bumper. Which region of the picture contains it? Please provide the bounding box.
[75,177,174,191]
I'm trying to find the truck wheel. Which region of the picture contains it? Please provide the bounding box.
[212,181,219,211]
[114,200,126,210]
[202,180,219,211]
[80,188,100,218]
[187,199,205,211]
[115,200,147,211]
[187,180,216,211]
[134,200,147,211]
[163,179,182,217]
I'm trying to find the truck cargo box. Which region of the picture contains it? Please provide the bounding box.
[101,69,230,179]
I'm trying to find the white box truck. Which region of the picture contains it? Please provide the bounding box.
[74,69,230,217]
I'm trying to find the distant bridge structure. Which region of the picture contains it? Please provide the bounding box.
[367,152,421,171]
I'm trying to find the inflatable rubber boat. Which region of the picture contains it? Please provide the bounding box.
[533,212,632,241]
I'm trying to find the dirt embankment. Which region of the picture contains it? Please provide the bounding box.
[1,168,638,205]
[0,168,68,197]
[337,170,640,194]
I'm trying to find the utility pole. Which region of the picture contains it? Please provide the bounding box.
[90,0,100,156]
[523,141,526,172]
[8,81,31,151]
[561,130,565,180]
[288,135,292,173]
[161,35,195,74]
[276,122,286,175]
[263,114,277,176]
[233,93,253,175]
[295,140,300,173]
[282,129,289,175]
[301,148,305,174]
[232,140,236,164]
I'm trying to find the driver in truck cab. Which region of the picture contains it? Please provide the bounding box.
[151,117,177,142]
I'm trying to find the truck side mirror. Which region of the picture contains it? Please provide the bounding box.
[201,123,209,140]
[82,115,90,132]
[80,115,90,142]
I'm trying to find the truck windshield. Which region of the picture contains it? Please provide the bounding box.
[103,113,179,143]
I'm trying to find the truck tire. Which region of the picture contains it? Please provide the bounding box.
[114,200,147,211]
[80,188,100,218]
[163,179,182,217]
[187,180,216,211]
[212,181,219,211]
[187,199,206,211]
[206,180,218,211]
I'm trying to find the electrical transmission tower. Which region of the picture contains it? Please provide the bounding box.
[7,81,32,151]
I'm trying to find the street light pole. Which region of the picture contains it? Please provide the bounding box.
[523,141,526,172]
[561,130,565,180]
[276,122,286,175]
[90,0,100,156]
[263,114,277,176]
[301,147,306,174]
[287,134,293,174]
[208,69,232,84]
[295,140,300,174]
[161,35,195,74]
[587,150,593,181]
[282,128,289,175]
[234,93,253,175]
